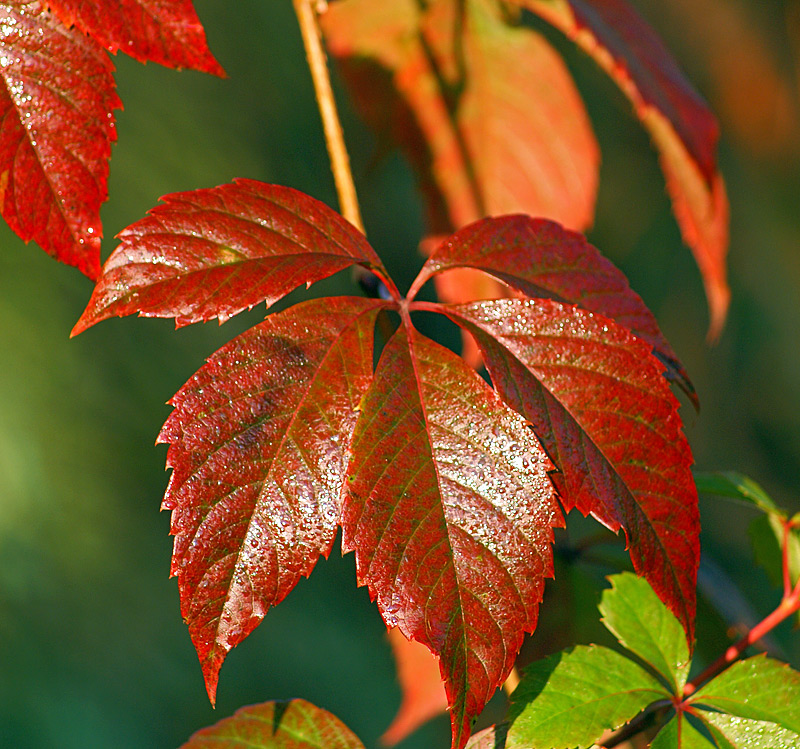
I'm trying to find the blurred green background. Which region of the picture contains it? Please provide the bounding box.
[1,1,799,746]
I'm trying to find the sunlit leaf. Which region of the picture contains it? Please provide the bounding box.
[44,0,224,74]
[600,572,690,693]
[0,1,120,279]
[698,711,800,749]
[159,297,385,702]
[514,0,729,337]
[322,0,598,235]
[443,298,699,643]
[72,180,392,334]
[179,699,365,749]
[506,645,667,749]
[649,715,714,748]
[344,322,562,749]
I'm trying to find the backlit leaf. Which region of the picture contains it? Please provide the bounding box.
[599,572,690,693]
[412,214,696,405]
[72,180,393,334]
[159,297,385,703]
[649,715,714,749]
[0,1,120,279]
[514,0,730,338]
[343,322,562,749]
[690,655,800,733]
[443,298,699,643]
[506,645,667,749]
[698,712,800,749]
[180,699,365,749]
[45,0,224,74]
[321,0,598,235]
[465,725,508,748]
[694,472,781,516]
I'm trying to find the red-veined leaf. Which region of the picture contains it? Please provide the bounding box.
[381,628,448,746]
[321,0,598,235]
[158,296,385,703]
[343,321,562,749]
[0,1,120,279]
[442,298,698,643]
[513,0,730,338]
[411,215,696,406]
[45,0,224,74]
[72,179,395,334]
[180,699,365,749]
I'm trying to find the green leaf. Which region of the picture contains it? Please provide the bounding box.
[749,515,800,592]
[694,472,780,516]
[691,655,800,734]
[506,645,668,749]
[698,711,800,748]
[649,714,715,748]
[600,572,690,692]
[179,699,365,748]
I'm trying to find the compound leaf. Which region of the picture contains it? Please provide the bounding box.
[180,699,365,749]
[600,572,690,693]
[0,1,120,279]
[159,296,385,703]
[506,645,667,749]
[649,715,715,749]
[443,298,699,643]
[72,180,392,333]
[45,0,224,74]
[322,0,598,235]
[515,0,729,337]
[344,321,562,749]
[698,712,800,749]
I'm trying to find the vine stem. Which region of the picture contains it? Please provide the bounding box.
[292,0,364,233]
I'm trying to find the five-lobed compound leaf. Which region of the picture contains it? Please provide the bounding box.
[45,0,224,74]
[321,0,598,236]
[690,655,800,734]
[159,296,386,703]
[412,214,696,405]
[343,321,563,749]
[599,571,690,693]
[506,645,668,749]
[71,180,393,334]
[441,298,699,644]
[179,698,365,749]
[0,0,120,280]
[513,0,729,338]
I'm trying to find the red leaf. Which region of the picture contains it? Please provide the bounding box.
[71,180,394,334]
[321,0,598,235]
[443,298,699,644]
[412,215,697,407]
[45,0,224,75]
[0,1,120,279]
[159,296,385,703]
[514,0,730,337]
[381,628,448,746]
[343,321,562,749]
[180,699,365,749]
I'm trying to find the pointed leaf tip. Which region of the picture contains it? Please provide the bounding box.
[72,180,387,334]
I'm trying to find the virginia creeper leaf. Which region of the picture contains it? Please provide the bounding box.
[343,322,562,749]
[159,297,385,703]
[381,628,448,746]
[649,715,714,749]
[45,0,224,74]
[180,699,365,749]
[698,712,800,749]
[0,0,120,279]
[694,472,780,516]
[599,572,690,692]
[505,645,667,749]
[72,180,392,334]
[321,0,598,235]
[465,724,508,748]
[690,655,800,733]
[443,298,699,643]
[514,0,730,337]
[413,214,696,405]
